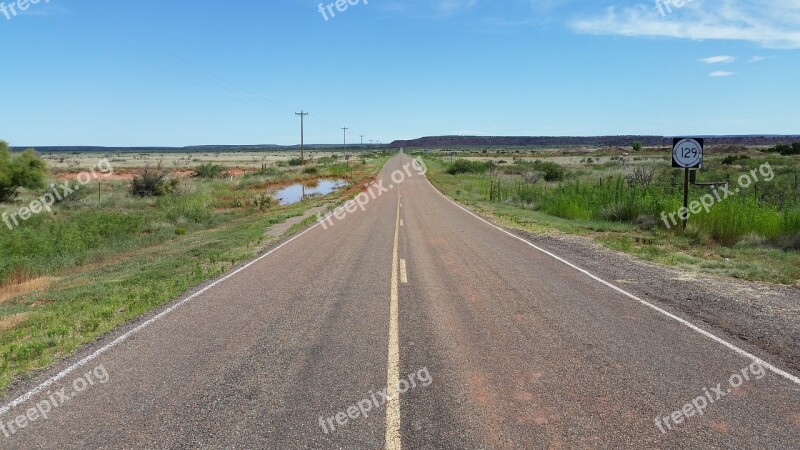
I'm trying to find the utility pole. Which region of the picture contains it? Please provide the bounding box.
[295,111,308,164]
[341,127,349,158]
[360,134,365,146]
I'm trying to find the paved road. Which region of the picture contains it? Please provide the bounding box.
[2,155,799,449]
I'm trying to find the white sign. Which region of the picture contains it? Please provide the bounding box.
[673,138,704,169]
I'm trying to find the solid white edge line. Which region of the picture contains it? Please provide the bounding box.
[0,159,397,416]
[424,174,800,387]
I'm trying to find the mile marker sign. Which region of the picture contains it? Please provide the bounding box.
[672,138,704,169]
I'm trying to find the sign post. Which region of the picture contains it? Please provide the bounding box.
[672,138,704,230]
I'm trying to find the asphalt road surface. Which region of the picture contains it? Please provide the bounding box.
[2,155,799,449]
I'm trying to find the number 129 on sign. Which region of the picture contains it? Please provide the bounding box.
[672,138,704,169]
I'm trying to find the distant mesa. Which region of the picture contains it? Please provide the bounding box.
[387,135,800,148]
[13,135,800,152]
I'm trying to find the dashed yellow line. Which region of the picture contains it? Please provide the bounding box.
[400,259,408,284]
[385,187,402,450]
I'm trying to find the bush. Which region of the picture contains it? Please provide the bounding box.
[633,141,643,152]
[722,155,750,165]
[783,143,800,156]
[0,142,48,202]
[302,166,319,175]
[446,159,488,175]
[251,193,275,210]
[625,167,655,186]
[531,161,566,182]
[130,164,179,197]
[287,158,304,166]
[193,163,225,179]
[769,143,800,156]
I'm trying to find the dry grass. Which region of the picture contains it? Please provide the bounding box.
[0,276,60,304]
[0,312,32,332]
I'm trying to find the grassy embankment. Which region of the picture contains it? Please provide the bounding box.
[0,152,389,392]
[422,150,800,285]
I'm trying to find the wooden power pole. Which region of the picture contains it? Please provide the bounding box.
[295,111,308,164]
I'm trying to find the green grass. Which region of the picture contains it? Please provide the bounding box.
[424,154,800,285]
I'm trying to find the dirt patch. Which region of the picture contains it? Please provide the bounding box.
[56,168,199,182]
[0,277,60,304]
[266,205,329,239]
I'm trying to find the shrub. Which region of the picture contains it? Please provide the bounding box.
[782,143,800,156]
[721,155,751,165]
[633,141,643,152]
[193,163,225,179]
[625,167,655,186]
[302,166,319,175]
[0,143,48,202]
[130,164,179,197]
[287,158,304,166]
[251,193,275,210]
[769,143,800,155]
[446,159,487,175]
[531,161,565,182]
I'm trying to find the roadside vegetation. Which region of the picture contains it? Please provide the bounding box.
[0,141,47,203]
[423,145,800,285]
[0,144,388,392]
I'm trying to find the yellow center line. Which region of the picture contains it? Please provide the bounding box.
[385,185,402,450]
[400,259,408,284]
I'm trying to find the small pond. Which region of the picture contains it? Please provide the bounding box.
[274,179,349,206]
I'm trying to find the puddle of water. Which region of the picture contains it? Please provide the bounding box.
[274,179,349,206]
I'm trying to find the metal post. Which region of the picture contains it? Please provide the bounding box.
[683,168,689,231]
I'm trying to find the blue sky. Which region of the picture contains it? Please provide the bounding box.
[1,0,798,146]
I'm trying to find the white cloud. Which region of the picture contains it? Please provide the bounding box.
[709,71,737,77]
[699,55,736,64]
[749,55,775,62]
[571,1,800,49]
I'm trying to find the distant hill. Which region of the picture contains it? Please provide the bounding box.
[12,135,800,153]
[388,135,800,148]
[12,144,377,153]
